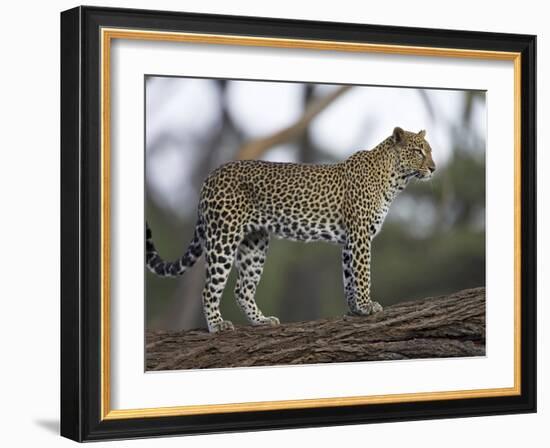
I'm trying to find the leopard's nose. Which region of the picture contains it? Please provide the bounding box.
[428,165,436,173]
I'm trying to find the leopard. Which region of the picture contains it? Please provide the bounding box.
[146,127,436,333]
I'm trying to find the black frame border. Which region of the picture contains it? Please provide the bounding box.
[60,5,536,442]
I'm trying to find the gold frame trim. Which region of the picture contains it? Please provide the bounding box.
[100,28,522,420]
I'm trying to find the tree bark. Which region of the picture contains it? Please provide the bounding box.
[146,287,485,371]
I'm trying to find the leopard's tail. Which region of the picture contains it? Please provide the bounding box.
[145,220,204,277]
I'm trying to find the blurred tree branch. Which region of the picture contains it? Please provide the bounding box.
[237,85,352,160]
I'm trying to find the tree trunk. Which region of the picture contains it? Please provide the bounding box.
[146,287,485,371]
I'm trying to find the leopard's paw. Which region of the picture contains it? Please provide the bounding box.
[255,316,280,327]
[371,301,383,313]
[347,301,383,317]
[210,320,235,333]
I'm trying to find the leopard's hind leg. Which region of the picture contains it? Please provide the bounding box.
[201,230,242,333]
[234,230,279,326]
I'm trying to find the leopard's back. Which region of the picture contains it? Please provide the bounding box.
[200,160,347,244]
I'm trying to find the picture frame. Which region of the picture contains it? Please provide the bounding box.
[60,5,536,442]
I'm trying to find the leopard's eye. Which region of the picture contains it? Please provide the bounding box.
[414,148,424,155]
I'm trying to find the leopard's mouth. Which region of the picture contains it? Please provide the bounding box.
[413,169,433,181]
[404,168,432,181]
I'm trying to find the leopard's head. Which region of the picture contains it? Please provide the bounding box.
[391,127,436,180]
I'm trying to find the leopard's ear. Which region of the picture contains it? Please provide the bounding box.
[392,127,405,144]
[417,129,426,139]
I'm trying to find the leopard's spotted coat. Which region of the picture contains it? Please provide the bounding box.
[146,127,436,332]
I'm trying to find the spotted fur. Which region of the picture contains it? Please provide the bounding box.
[146,127,436,332]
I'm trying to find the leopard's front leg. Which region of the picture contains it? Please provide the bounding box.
[342,229,383,316]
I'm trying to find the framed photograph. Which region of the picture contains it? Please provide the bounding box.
[60,6,536,441]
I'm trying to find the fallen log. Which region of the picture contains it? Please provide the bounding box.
[146,287,485,370]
